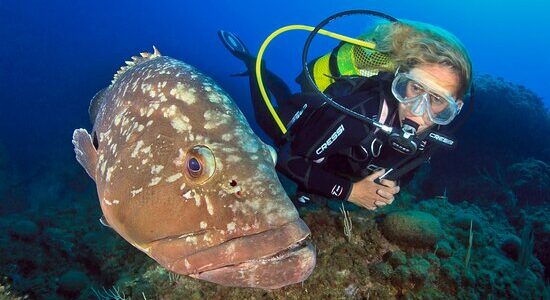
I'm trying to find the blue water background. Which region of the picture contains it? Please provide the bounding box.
[0,0,548,206]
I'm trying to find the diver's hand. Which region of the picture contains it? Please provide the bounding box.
[347,169,400,210]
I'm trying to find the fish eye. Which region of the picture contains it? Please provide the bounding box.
[187,158,202,177]
[184,145,216,183]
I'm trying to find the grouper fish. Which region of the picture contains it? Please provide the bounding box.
[71,47,315,289]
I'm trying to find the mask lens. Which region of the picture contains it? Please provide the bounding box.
[392,74,422,103]
[392,73,459,125]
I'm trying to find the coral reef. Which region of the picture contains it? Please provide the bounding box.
[381,210,443,248]
[0,191,546,299]
[420,74,550,202]
[506,158,550,207]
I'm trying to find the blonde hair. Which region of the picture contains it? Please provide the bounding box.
[371,20,472,98]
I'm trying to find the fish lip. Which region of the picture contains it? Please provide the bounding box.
[189,235,311,278]
[192,236,316,289]
[240,234,311,265]
[164,218,312,276]
[190,234,311,275]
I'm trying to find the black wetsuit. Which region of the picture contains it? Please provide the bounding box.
[245,63,431,201]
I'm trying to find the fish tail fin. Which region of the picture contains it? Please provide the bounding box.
[72,128,98,179]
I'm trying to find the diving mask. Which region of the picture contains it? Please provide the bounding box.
[391,72,461,125]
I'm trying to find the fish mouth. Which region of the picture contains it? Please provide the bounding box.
[153,218,316,289]
[193,234,315,289]
[241,234,311,264]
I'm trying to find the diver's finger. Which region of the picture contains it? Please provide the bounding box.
[357,198,379,211]
[379,179,397,188]
[379,185,401,195]
[364,204,378,211]
[389,185,400,195]
[376,189,395,203]
[374,200,387,207]
[366,169,386,181]
[378,185,400,196]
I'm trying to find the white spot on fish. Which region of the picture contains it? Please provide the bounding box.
[104,199,112,206]
[226,155,241,163]
[113,200,120,204]
[183,190,193,200]
[184,236,198,245]
[141,145,152,154]
[200,221,207,229]
[194,192,201,207]
[131,140,144,158]
[170,82,196,105]
[151,165,164,174]
[149,177,162,186]
[215,157,224,171]
[114,114,122,126]
[121,117,129,127]
[166,173,182,182]
[227,222,236,232]
[243,141,259,154]
[204,110,230,129]
[100,160,107,176]
[205,195,213,215]
[131,188,143,197]
[208,93,222,103]
[146,108,155,117]
[106,166,115,182]
[162,105,177,118]
[221,133,233,142]
[171,115,192,133]
[174,148,185,166]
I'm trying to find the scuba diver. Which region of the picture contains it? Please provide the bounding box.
[218,11,473,211]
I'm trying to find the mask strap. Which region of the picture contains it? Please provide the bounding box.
[394,66,400,76]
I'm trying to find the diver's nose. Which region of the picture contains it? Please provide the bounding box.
[410,94,427,116]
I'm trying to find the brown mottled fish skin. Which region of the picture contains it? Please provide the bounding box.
[72,48,315,289]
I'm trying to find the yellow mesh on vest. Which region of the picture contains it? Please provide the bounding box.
[310,35,396,92]
[352,45,394,77]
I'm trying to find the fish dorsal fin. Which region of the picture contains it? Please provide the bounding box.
[89,88,106,125]
[111,46,162,85]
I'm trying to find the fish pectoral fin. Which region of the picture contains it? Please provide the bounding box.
[72,128,98,179]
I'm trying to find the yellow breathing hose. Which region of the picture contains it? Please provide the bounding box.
[255,25,377,134]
